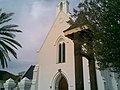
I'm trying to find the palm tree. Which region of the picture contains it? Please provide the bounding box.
[0,9,22,68]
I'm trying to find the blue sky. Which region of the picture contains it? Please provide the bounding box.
[0,0,79,74]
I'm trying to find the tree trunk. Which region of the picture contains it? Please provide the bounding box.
[74,33,84,90]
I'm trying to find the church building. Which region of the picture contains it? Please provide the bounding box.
[32,0,120,90]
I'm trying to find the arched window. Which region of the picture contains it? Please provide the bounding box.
[58,42,66,63]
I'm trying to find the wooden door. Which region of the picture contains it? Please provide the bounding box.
[58,77,68,90]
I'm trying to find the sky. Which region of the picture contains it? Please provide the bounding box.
[0,0,79,74]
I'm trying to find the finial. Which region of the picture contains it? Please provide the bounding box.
[56,0,69,16]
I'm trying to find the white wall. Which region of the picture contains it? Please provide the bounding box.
[37,11,75,90]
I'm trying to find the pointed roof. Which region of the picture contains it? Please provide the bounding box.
[22,65,35,80]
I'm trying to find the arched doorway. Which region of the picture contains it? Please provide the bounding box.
[58,77,68,90]
[55,74,68,90]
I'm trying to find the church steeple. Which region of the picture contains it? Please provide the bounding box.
[56,0,69,16]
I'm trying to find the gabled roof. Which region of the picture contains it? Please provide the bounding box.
[22,65,35,80]
[0,70,19,81]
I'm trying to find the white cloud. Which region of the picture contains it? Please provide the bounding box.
[30,1,42,19]
[4,0,57,73]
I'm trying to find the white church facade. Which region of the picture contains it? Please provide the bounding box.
[32,0,120,90]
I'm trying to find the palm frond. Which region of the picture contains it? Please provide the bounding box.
[0,32,15,38]
[0,46,11,61]
[0,18,12,25]
[0,12,14,24]
[0,47,10,68]
[1,24,18,28]
[0,28,22,33]
[0,40,17,59]
[0,37,22,48]
[0,40,18,49]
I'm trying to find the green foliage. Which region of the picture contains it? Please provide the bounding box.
[72,0,120,73]
[0,9,22,68]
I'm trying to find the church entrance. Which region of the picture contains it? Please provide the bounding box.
[58,77,68,90]
[55,74,68,90]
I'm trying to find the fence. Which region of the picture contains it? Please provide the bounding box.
[3,77,36,90]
